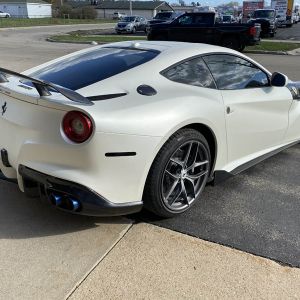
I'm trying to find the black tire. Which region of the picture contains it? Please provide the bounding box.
[239,44,246,52]
[270,32,275,37]
[5,14,9,18]
[143,129,211,218]
[154,34,168,41]
[221,37,240,51]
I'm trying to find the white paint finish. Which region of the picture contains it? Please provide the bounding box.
[285,99,300,142]
[222,86,293,164]
[0,41,299,208]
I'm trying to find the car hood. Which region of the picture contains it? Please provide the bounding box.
[250,18,272,23]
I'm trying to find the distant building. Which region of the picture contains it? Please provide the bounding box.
[0,0,52,18]
[95,1,173,19]
[171,5,196,13]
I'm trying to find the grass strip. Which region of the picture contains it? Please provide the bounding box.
[246,41,300,52]
[49,34,300,51]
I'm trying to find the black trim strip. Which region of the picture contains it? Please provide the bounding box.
[1,148,11,167]
[87,93,127,101]
[231,140,299,175]
[0,171,17,184]
[18,165,143,216]
[213,140,299,185]
[105,152,136,157]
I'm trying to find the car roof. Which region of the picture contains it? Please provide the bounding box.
[104,40,236,58]
[24,41,270,87]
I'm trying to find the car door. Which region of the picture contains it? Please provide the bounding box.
[168,15,194,41]
[285,84,300,142]
[203,54,293,165]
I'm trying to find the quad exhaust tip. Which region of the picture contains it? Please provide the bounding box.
[49,192,81,212]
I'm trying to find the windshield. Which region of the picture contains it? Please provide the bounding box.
[122,16,136,22]
[154,12,172,20]
[27,48,159,90]
[253,10,274,18]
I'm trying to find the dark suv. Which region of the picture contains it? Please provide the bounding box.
[148,11,182,25]
[248,9,278,37]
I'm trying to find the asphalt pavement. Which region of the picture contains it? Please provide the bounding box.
[272,22,300,41]
[138,144,300,267]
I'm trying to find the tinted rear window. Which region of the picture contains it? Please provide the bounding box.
[154,12,173,19]
[27,48,158,90]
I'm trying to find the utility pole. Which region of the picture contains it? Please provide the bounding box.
[129,0,132,15]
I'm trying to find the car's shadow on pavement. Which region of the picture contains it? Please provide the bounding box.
[0,180,126,239]
[133,143,300,268]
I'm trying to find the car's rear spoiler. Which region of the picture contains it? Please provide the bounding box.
[0,67,93,106]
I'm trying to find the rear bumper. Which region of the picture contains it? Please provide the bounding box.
[19,165,143,216]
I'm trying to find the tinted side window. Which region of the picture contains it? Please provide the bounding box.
[203,54,269,90]
[178,15,193,25]
[162,57,216,89]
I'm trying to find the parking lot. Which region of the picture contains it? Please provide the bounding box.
[273,22,300,40]
[1,23,300,298]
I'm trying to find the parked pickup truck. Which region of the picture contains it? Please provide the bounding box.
[147,12,261,51]
[248,9,278,37]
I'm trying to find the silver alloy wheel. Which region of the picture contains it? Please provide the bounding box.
[161,140,209,211]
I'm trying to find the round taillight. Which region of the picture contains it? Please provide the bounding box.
[62,111,93,143]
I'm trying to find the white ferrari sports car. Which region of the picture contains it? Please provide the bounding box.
[0,41,299,217]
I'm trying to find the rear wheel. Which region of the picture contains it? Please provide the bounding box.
[154,34,168,41]
[143,129,211,218]
[221,37,240,51]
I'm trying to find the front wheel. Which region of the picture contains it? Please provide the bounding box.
[143,129,211,218]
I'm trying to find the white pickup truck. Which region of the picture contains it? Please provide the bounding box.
[0,11,10,18]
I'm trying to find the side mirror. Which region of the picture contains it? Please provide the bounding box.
[271,72,288,87]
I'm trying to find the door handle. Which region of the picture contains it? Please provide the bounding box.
[226,106,231,114]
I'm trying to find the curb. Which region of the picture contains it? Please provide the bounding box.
[46,37,94,44]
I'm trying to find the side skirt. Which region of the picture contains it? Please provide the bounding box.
[212,140,299,185]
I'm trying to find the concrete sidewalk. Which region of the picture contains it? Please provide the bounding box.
[68,223,300,300]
